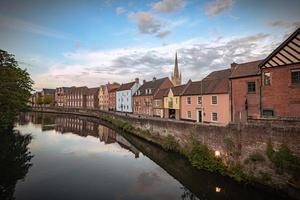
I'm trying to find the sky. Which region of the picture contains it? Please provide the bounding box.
[0,0,300,91]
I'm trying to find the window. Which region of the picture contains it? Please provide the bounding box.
[187,111,192,118]
[247,82,256,93]
[264,72,271,86]
[187,97,192,104]
[291,69,300,84]
[263,109,274,117]
[211,96,217,105]
[197,96,202,104]
[212,112,218,122]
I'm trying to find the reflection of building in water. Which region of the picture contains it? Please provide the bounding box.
[55,116,88,136]
[98,124,140,158]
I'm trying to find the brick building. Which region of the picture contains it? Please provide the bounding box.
[229,60,262,122]
[55,87,70,107]
[108,87,119,111]
[153,88,169,118]
[103,83,120,111]
[133,77,173,116]
[86,87,99,109]
[98,85,106,110]
[260,28,300,118]
[65,86,88,108]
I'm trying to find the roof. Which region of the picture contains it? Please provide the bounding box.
[183,69,231,95]
[107,83,120,92]
[134,77,171,96]
[66,86,88,94]
[117,81,136,91]
[170,84,188,96]
[260,28,300,68]
[154,88,169,99]
[88,87,100,95]
[42,88,55,94]
[229,60,262,79]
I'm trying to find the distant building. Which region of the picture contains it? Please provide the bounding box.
[103,83,120,111]
[181,69,231,125]
[31,92,42,107]
[133,77,173,116]
[259,28,300,118]
[116,78,140,113]
[229,60,262,123]
[65,86,88,108]
[98,85,106,110]
[108,87,120,111]
[55,87,70,107]
[171,52,182,86]
[86,87,99,109]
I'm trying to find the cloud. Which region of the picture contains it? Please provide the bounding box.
[128,12,161,34]
[205,0,234,17]
[32,32,283,90]
[116,6,126,15]
[156,30,171,38]
[152,0,186,13]
[0,15,73,40]
[269,20,300,30]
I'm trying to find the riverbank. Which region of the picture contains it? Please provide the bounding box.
[31,107,300,199]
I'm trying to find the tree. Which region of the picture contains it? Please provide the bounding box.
[0,49,33,129]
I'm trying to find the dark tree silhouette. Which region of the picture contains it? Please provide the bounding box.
[0,129,33,200]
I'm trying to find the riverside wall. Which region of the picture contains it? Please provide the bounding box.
[31,107,300,194]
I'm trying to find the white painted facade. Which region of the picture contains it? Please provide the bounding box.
[116,83,140,113]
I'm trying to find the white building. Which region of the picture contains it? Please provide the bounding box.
[116,78,140,113]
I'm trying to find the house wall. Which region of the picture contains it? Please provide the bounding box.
[203,94,231,125]
[261,63,300,118]
[108,91,117,111]
[116,89,132,113]
[103,87,109,111]
[153,99,164,118]
[133,96,153,116]
[98,87,105,110]
[231,76,261,123]
[180,95,203,121]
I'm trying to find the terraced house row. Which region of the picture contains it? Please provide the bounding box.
[31,28,300,125]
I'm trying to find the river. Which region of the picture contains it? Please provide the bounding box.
[1,112,293,200]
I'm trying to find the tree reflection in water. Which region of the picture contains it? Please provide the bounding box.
[0,128,33,200]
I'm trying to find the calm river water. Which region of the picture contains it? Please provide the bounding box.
[2,112,293,200]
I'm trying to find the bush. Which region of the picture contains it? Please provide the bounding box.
[187,142,227,175]
[266,142,300,178]
[162,135,180,152]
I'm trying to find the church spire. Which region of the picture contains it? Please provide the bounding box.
[171,51,182,86]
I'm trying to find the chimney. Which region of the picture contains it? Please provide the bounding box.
[231,62,238,71]
[143,80,146,84]
[153,77,156,81]
[135,78,139,84]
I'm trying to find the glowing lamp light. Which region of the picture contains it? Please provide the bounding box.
[215,150,221,157]
[215,187,221,193]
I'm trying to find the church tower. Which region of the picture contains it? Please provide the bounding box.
[171,52,182,86]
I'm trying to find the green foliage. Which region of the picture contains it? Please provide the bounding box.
[37,97,44,105]
[266,142,300,179]
[162,135,180,152]
[228,164,246,182]
[43,95,54,104]
[187,141,227,175]
[259,171,272,183]
[244,152,265,164]
[0,49,33,128]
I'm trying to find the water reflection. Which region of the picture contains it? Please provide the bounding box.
[15,112,293,200]
[0,128,33,200]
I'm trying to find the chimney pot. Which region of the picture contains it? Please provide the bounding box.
[135,78,139,84]
[153,77,156,81]
[143,80,146,84]
[231,62,238,70]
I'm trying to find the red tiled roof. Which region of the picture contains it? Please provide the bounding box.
[133,77,171,96]
[170,84,188,96]
[154,88,169,99]
[88,87,99,95]
[117,81,136,91]
[229,60,262,79]
[183,69,231,95]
